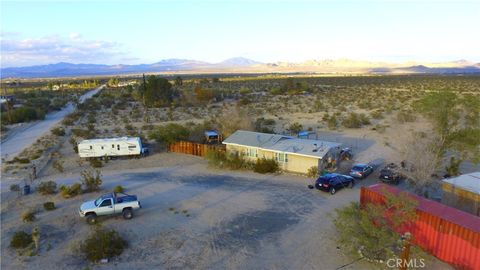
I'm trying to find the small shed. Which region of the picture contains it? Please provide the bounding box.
[204,130,221,144]
[442,172,480,216]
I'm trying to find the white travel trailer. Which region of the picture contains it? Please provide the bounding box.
[78,137,147,158]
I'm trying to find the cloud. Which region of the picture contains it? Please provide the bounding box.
[0,34,126,67]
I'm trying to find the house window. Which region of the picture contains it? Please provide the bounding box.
[275,152,288,163]
[246,148,258,157]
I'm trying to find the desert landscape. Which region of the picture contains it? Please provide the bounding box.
[2,1,480,269]
[1,73,478,269]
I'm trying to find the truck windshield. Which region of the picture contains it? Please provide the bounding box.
[94,197,103,206]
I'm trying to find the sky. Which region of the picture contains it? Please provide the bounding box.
[1,0,479,67]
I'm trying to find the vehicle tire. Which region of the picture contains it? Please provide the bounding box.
[123,209,133,220]
[86,213,97,225]
[349,181,354,188]
[330,187,336,195]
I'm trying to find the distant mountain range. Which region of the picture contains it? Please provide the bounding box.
[1,57,479,78]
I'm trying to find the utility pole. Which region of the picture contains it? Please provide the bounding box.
[399,232,412,270]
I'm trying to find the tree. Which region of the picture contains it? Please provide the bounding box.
[148,123,190,145]
[139,75,174,107]
[216,107,254,137]
[415,91,480,165]
[401,132,442,196]
[333,189,420,263]
[174,76,183,86]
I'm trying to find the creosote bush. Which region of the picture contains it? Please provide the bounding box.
[253,158,279,174]
[22,209,36,223]
[37,181,57,195]
[60,183,82,198]
[43,202,56,211]
[10,231,33,249]
[51,127,65,136]
[113,185,124,193]
[307,166,320,178]
[80,228,127,262]
[205,150,253,170]
[81,169,102,192]
[89,158,103,168]
[10,184,20,192]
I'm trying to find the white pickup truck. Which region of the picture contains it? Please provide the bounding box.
[79,192,141,224]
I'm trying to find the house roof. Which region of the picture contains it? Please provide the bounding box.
[223,130,341,159]
[79,137,141,144]
[222,130,292,148]
[442,172,480,195]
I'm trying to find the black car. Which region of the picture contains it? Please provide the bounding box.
[315,173,355,195]
[349,164,374,179]
[379,163,405,185]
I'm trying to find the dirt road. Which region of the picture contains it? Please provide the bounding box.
[0,157,452,270]
[0,85,104,161]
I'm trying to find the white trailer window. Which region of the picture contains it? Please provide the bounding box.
[117,144,120,150]
[89,145,92,150]
[112,144,115,148]
[128,145,136,149]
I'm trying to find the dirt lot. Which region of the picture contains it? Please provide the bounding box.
[1,154,452,270]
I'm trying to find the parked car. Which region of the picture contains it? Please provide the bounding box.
[315,173,355,195]
[349,164,374,179]
[79,192,141,224]
[379,163,405,185]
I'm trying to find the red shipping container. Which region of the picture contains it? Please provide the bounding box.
[361,184,480,270]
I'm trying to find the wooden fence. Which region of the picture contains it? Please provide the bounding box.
[168,141,225,157]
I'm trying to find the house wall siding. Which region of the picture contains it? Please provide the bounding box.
[225,144,319,174]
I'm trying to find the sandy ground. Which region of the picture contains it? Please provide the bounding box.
[0,85,104,162]
[0,154,453,270]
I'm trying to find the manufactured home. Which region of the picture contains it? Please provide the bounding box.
[222,130,342,174]
[78,137,147,158]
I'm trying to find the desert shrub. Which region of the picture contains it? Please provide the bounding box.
[148,123,190,145]
[21,209,36,223]
[80,229,127,262]
[59,183,82,198]
[205,150,252,170]
[307,166,320,178]
[72,128,94,139]
[51,127,65,136]
[1,106,45,125]
[10,231,33,249]
[327,115,337,129]
[43,202,56,211]
[52,159,64,172]
[370,110,384,119]
[205,149,228,167]
[10,184,20,192]
[255,117,275,133]
[342,113,370,128]
[89,158,103,168]
[253,158,279,174]
[113,185,124,193]
[37,181,57,195]
[216,107,254,137]
[12,157,30,164]
[396,110,416,123]
[287,122,303,134]
[81,170,102,192]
